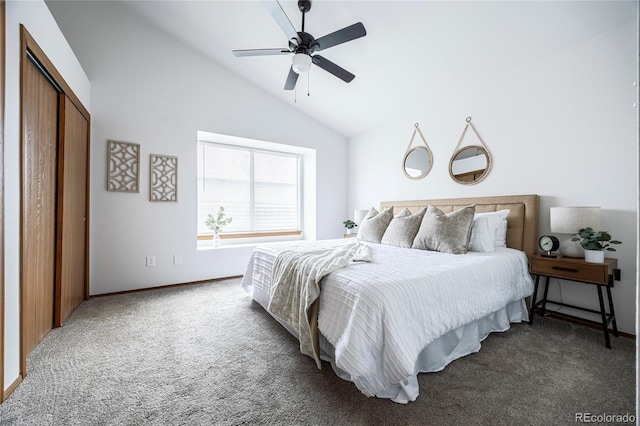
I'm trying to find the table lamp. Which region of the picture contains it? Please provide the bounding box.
[550,206,601,257]
[354,209,369,226]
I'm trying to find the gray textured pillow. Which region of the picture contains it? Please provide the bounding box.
[357,207,394,243]
[381,207,427,248]
[412,205,476,254]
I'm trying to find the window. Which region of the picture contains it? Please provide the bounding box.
[197,141,302,238]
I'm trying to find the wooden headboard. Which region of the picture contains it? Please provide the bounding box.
[380,194,539,258]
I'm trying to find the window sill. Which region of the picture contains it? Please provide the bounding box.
[197,230,303,250]
[197,230,302,241]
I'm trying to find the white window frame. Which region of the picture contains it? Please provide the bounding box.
[197,130,313,246]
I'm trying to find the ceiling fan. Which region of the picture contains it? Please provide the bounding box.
[232,0,366,90]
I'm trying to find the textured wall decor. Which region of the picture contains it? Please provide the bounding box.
[107,140,140,192]
[150,154,178,202]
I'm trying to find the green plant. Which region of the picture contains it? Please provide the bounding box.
[343,219,357,230]
[571,227,621,251]
[205,206,233,234]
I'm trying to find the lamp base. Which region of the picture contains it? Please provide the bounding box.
[558,236,584,258]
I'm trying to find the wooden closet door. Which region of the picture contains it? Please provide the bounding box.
[21,57,58,356]
[55,96,88,326]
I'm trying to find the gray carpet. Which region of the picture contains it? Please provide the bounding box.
[0,278,635,425]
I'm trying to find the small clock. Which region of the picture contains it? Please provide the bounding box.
[538,235,560,257]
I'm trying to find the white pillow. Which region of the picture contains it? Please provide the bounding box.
[491,209,510,247]
[468,209,510,252]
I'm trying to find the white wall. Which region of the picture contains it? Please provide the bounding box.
[45,1,348,295]
[348,18,638,334]
[4,0,91,392]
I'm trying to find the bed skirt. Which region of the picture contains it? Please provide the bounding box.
[244,282,529,404]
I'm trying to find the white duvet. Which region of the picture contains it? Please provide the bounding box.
[241,238,533,400]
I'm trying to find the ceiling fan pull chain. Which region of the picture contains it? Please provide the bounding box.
[308,72,310,96]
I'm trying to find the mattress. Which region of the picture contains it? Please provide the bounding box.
[241,238,533,403]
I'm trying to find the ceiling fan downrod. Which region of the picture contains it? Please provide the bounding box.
[299,0,311,33]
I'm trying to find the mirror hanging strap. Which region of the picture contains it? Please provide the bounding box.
[453,117,489,152]
[405,122,431,156]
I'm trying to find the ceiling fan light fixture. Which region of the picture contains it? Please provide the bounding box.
[292,53,312,74]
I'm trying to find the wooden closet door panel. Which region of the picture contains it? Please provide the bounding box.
[22,58,58,355]
[56,96,88,325]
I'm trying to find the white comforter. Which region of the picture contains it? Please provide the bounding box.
[241,239,533,400]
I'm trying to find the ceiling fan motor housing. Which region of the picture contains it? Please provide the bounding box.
[290,32,318,55]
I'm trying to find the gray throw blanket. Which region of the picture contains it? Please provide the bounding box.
[268,241,370,368]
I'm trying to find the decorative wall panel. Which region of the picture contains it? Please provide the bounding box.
[150,154,178,202]
[107,140,140,192]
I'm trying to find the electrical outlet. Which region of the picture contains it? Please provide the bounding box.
[146,256,156,267]
[173,254,182,265]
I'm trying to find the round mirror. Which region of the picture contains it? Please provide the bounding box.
[403,146,433,180]
[449,145,491,185]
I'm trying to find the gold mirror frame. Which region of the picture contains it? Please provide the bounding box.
[403,146,433,180]
[448,145,491,185]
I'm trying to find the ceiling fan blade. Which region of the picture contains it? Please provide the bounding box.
[262,0,301,45]
[312,22,366,52]
[233,48,291,57]
[311,55,355,83]
[284,66,299,90]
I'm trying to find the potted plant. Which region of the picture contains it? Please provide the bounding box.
[343,219,358,235]
[571,227,621,263]
[205,206,233,247]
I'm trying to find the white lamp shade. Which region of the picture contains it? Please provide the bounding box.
[353,209,369,225]
[550,207,601,234]
[550,206,602,258]
[292,53,312,74]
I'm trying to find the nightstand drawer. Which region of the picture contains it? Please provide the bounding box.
[530,257,609,285]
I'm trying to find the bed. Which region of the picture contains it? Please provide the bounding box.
[241,194,539,403]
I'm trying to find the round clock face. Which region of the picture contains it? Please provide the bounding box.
[539,235,560,252]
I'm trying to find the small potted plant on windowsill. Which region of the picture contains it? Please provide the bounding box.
[571,227,621,263]
[343,219,358,235]
[205,206,233,247]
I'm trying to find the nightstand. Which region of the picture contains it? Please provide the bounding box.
[343,233,357,238]
[528,254,620,348]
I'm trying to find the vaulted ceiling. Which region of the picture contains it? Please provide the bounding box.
[48,0,637,138]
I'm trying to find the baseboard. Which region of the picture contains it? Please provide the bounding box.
[90,276,243,298]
